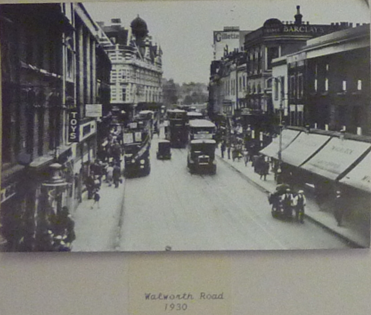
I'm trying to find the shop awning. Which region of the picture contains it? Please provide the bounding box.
[339,151,371,193]
[281,133,331,167]
[300,137,371,181]
[259,129,300,158]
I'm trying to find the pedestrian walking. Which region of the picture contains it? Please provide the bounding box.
[227,144,231,159]
[243,150,249,166]
[111,142,122,164]
[86,173,95,199]
[282,188,293,219]
[221,142,226,158]
[334,190,346,226]
[91,189,100,209]
[275,168,283,184]
[106,163,114,186]
[153,121,159,137]
[232,145,237,162]
[260,159,269,181]
[293,190,306,223]
[113,163,121,188]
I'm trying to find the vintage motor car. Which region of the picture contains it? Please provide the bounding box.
[187,139,217,174]
[156,140,171,160]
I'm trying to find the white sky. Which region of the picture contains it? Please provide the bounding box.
[84,0,370,85]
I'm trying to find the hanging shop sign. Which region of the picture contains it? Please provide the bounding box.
[86,104,102,117]
[68,110,80,142]
[79,120,96,142]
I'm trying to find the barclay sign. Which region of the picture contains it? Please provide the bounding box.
[264,25,326,35]
[283,25,325,34]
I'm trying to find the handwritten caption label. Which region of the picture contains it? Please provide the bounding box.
[144,292,225,312]
[128,255,230,314]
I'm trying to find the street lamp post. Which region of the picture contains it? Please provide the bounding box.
[277,76,284,166]
[265,75,284,182]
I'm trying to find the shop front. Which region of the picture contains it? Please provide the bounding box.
[259,128,300,160]
[337,151,371,243]
[0,168,24,251]
[299,137,371,204]
[277,132,331,189]
[72,119,97,210]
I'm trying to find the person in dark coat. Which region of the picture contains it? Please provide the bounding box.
[91,190,100,209]
[334,191,346,226]
[111,142,122,164]
[50,207,76,250]
[260,159,270,181]
[220,142,226,158]
[293,190,306,223]
[86,173,95,199]
[113,163,121,188]
[282,188,293,219]
[36,228,55,252]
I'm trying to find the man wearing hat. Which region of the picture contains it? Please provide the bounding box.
[282,188,293,219]
[334,190,345,226]
[293,190,306,223]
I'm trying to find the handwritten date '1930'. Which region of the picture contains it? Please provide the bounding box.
[165,303,188,311]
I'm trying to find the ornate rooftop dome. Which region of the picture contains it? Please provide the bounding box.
[263,18,283,28]
[130,15,148,38]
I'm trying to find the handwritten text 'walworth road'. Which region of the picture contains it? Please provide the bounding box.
[145,292,224,301]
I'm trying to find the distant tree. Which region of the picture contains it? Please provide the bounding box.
[183,95,193,105]
[162,78,179,106]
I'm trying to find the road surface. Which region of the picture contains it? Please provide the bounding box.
[118,133,349,251]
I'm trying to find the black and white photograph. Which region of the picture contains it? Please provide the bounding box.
[0,0,370,252]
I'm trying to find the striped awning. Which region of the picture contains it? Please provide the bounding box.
[300,137,371,181]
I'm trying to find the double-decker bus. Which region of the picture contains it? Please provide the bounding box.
[187,111,203,122]
[136,110,154,136]
[122,120,151,177]
[188,119,216,141]
[165,109,188,148]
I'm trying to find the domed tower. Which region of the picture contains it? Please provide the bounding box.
[130,15,148,40]
[263,18,283,29]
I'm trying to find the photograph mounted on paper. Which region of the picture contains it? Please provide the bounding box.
[0,1,370,252]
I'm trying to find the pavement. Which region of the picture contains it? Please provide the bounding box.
[216,150,370,248]
[72,167,126,252]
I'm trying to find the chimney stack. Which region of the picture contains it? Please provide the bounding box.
[295,5,303,25]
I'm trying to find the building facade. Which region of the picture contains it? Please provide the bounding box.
[208,6,353,149]
[0,3,111,251]
[285,23,370,135]
[98,16,163,120]
[208,28,250,121]
[243,6,351,142]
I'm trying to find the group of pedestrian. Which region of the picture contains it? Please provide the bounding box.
[269,186,306,223]
[220,139,270,180]
[253,155,270,181]
[37,206,76,251]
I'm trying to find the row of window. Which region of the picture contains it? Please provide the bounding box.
[223,75,248,96]
[111,68,161,84]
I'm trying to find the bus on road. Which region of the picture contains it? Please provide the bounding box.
[188,119,216,141]
[165,109,188,148]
